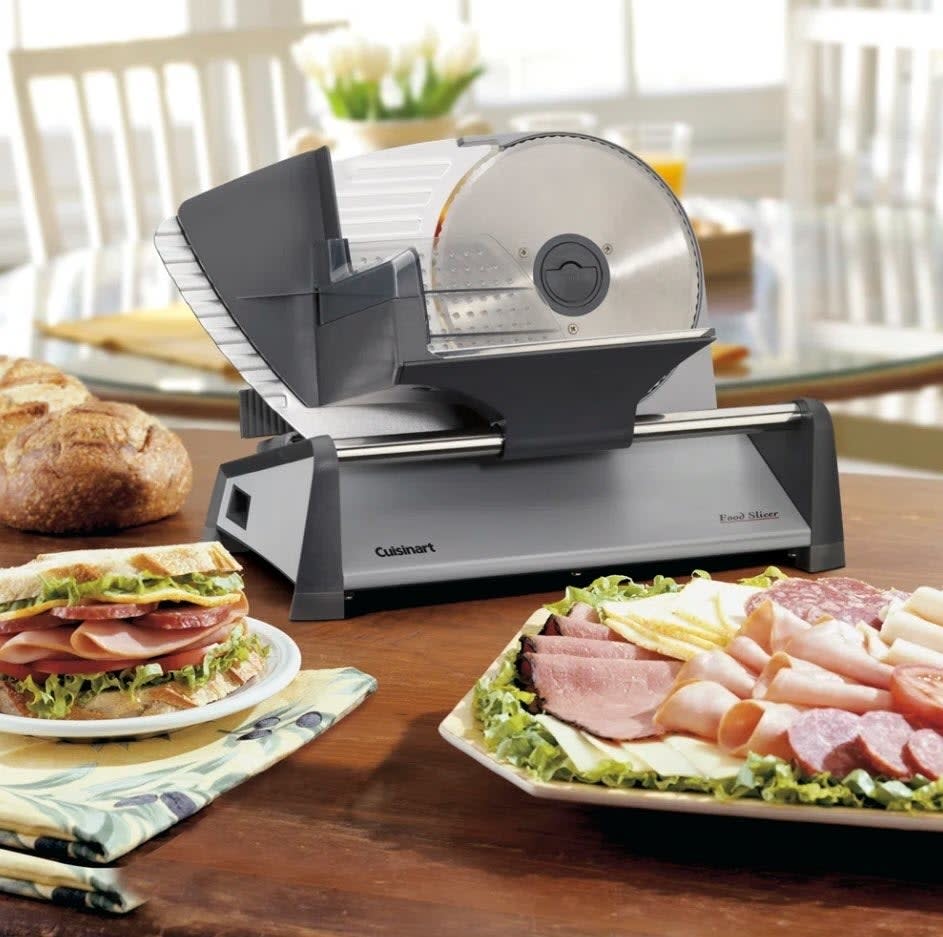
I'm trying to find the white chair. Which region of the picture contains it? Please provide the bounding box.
[5,24,339,263]
[785,5,943,208]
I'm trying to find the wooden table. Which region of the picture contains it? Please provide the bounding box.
[2,430,943,937]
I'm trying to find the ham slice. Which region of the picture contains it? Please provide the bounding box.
[784,622,894,689]
[69,618,236,660]
[673,651,755,698]
[522,635,667,661]
[752,652,846,699]
[726,635,771,674]
[758,668,894,713]
[520,653,680,740]
[653,680,739,741]
[717,699,806,760]
[0,626,81,663]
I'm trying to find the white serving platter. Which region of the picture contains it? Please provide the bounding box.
[439,610,943,832]
[0,617,300,739]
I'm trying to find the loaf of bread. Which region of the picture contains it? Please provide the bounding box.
[0,356,91,449]
[0,399,193,533]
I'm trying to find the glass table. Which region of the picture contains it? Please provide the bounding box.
[2,199,943,415]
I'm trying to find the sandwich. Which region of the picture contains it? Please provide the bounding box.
[0,541,267,720]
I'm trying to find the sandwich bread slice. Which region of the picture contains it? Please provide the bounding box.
[0,541,267,719]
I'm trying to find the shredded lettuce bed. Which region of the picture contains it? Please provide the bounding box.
[0,571,244,615]
[478,568,943,812]
[1,625,268,719]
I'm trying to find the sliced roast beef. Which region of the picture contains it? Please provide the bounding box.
[519,652,680,740]
[522,634,667,661]
[543,614,617,641]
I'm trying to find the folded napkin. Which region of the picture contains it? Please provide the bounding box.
[38,303,240,377]
[0,667,376,913]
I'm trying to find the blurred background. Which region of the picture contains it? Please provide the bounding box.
[1,0,942,473]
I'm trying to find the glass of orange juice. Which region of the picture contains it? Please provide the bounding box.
[603,122,692,197]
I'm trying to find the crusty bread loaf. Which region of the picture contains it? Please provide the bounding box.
[0,540,242,605]
[0,643,265,720]
[0,356,91,449]
[0,400,192,534]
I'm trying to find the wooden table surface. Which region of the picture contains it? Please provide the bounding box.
[2,430,943,937]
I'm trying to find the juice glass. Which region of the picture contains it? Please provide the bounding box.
[603,122,691,197]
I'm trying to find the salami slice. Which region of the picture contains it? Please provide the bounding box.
[0,613,67,635]
[857,710,915,778]
[904,729,943,780]
[134,597,243,631]
[746,578,893,627]
[786,708,864,777]
[50,602,157,620]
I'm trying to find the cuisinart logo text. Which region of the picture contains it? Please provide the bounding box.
[375,542,436,558]
[719,509,781,523]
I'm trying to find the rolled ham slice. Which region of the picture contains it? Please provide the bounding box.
[784,622,894,690]
[673,650,755,698]
[520,653,680,740]
[752,652,845,699]
[653,680,739,741]
[717,699,806,760]
[522,634,667,661]
[758,668,894,714]
[725,635,771,674]
[741,601,811,653]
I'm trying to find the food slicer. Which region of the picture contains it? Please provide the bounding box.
[154,133,845,619]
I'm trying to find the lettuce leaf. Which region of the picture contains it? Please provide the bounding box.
[473,647,943,811]
[2,626,268,719]
[0,571,244,614]
[544,574,680,616]
[738,566,789,588]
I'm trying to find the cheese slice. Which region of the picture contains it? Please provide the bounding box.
[662,735,745,780]
[619,740,700,777]
[582,734,650,772]
[534,714,611,774]
[0,590,243,620]
[603,612,717,661]
[905,587,943,628]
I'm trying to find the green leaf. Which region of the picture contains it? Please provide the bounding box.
[544,573,680,616]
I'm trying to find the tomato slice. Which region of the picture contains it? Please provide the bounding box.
[50,602,157,621]
[890,666,943,727]
[154,643,220,673]
[0,661,39,680]
[31,657,144,674]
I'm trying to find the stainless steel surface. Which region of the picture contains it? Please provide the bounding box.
[433,135,703,350]
[331,403,803,463]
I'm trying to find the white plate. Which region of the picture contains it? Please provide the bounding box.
[439,613,943,832]
[0,617,301,739]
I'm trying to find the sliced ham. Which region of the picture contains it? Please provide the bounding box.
[69,618,236,661]
[653,680,739,741]
[752,652,846,699]
[521,634,667,661]
[545,614,614,641]
[787,708,864,776]
[725,635,771,674]
[857,622,890,661]
[674,651,755,698]
[0,626,81,663]
[768,606,813,653]
[784,622,894,690]
[758,668,893,714]
[520,652,680,740]
[717,699,806,760]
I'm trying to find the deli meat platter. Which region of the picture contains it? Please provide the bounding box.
[440,571,943,831]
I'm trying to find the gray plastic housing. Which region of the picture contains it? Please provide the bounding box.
[205,399,844,620]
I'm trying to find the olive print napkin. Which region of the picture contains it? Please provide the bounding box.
[0,667,377,913]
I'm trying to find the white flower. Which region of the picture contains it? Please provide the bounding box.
[355,39,392,83]
[291,33,332,83]
[434,26,480,81]
[327,30,363,81]
[418,24,438,60]
[392,40,421,80]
